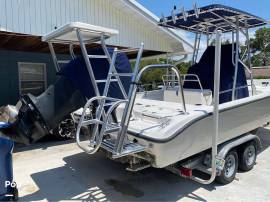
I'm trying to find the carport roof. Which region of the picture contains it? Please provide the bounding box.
[0,31,163,58]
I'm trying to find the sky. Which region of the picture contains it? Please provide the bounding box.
[137,0,269,59]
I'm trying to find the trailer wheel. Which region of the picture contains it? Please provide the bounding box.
[216,150,238,184]
[239,142,257,171]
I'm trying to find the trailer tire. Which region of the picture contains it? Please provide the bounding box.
[239,141,257,171]
[216,150,238,184]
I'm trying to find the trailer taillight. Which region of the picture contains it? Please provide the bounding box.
[179,167,193,177]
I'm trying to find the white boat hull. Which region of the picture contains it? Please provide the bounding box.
[127,93,270,168]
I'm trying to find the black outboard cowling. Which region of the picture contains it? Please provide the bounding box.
[0,47,132,144]
[1,76,86,144]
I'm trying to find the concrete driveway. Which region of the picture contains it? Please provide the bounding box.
[13,127,270,202]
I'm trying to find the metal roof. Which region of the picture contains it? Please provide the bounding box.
[124,0,193,50]
[159,4,268,34]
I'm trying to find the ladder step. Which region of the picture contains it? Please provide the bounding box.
[109,73,134,77]
[101,138,146,159]
[96,79,118,83]
[81,119,103,126]
[105,124,121,133]
[103,101,121,106]
[58,60,70,64]
[88,55,108,59]
[116,48,140,53]
[105,97,128,102]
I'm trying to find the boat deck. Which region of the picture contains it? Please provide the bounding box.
[123,99,212,141]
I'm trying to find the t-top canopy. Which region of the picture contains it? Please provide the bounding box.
[42,22,119,44]
[159,4,268,34]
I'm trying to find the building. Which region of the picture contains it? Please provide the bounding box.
[0,0,190,105]
[246,66,270,79]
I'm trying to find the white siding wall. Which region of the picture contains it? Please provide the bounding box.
[0,0,184,52]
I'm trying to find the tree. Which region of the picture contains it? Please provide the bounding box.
[130,57,192,88]
[250,27,270,66]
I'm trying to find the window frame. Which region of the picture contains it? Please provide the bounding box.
[18,62,47,95]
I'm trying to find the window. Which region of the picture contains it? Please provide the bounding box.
[18,62,47,96]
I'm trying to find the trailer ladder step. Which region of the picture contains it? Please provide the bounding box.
[109,73,134,77]
[88,55,108,59]
[96,79,118,83]
[58,60,70,64]
[101,138,146,159]
[81,119,103,126]
[105,124,121,133]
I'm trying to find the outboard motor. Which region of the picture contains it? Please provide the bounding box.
[0,76,86,145]
[0,47,132,144]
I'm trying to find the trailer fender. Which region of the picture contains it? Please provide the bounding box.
[218,133,262,159]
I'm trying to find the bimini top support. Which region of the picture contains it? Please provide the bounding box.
[159,4,268,34]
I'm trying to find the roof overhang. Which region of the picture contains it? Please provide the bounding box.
[122,0,194,51]
[0,31,164,59]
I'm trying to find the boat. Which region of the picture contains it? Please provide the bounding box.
[68,4,269,184]
[1,4,269,185]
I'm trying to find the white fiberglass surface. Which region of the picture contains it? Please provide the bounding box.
[42,22,118,43]
[127,98,212,140]
[126,89,270,140]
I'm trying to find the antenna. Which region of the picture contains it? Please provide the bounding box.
[193,3,200,18]
[171,5,177,24]
[181,7,188,21]
[161,13,167,24]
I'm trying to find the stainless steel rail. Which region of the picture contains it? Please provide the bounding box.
[191,30,222,184]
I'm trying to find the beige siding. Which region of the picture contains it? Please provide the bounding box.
[0,0,184,52]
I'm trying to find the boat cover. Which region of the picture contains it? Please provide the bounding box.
[59,47,132,99]
[184,44,249,103]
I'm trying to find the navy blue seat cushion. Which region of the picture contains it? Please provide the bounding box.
[184,44,249,103]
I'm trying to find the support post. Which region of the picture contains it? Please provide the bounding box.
[192,32,198,65]
[48,42,60,72]
[191,30,222,184]
[76,29,100,97]
[232,17,239,100]
[246,28,255,95]
[114,43,144,154]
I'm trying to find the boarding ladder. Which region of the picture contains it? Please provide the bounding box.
[76,42,146,158]
[42,22,146,158]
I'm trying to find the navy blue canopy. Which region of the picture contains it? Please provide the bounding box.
[160,4,267,34]
[184,44,249,104]
[59,47,132,99]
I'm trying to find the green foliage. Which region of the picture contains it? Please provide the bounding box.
[250,27,270,66]
[254,75,269,79]
[130,58,192,86]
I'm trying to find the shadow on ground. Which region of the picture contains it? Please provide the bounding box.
[19,127,270,201]
[14,135,74,153]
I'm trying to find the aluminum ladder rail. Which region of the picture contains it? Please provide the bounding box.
[113,63,187,158]
[76,39,145,157]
